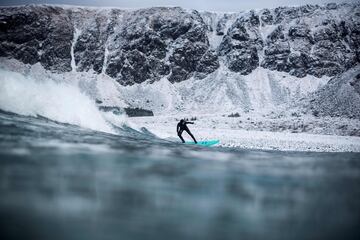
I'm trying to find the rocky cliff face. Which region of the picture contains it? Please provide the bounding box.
[308,65,360,119]
[0,6,74,72]
[0,3,359,85]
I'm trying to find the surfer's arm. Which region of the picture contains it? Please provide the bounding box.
[185,121,194,124]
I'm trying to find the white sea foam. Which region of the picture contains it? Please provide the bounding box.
[0,68,114,133]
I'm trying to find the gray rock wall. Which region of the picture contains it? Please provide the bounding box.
[0,6,74,72]
[0,3,359,85]
[308,65,360,119]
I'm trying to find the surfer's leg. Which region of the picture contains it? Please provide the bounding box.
[178,130,185,143]
[186,129,197,143]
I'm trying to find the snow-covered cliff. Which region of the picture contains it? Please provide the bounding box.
[1,3,359,84]
[0,3,360,118]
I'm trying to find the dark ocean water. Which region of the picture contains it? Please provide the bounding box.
[0,111,359,240]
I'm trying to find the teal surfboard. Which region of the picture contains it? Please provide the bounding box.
[185,140,220,146]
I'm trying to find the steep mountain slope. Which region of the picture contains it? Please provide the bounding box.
[1,3,360,123]
[1,3,359,86]
[308,65,360,119]
[115,66,327,114]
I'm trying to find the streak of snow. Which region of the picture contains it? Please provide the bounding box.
[71,28,81,72]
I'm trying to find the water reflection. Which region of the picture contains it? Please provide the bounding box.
[0,112,360,240]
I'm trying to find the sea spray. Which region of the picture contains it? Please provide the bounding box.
[0,68,114,133]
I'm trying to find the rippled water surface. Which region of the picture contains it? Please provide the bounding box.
[0,111,359,240]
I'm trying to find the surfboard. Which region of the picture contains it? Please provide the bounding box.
[185,140,220,146]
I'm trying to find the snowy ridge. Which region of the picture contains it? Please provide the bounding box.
[199,11,238,50]
[116,65,328,115]
[0,57,327,115]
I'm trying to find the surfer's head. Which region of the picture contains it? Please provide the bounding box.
[180,119,185,123]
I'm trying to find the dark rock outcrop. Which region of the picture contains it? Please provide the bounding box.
[257,4,360,78]
[124,108,154,117]
[218,11,262,74]
[0,5,73,71]
[72,10,109,73]
[104,8,218,85]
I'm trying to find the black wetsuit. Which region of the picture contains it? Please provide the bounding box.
[177,120,197,143]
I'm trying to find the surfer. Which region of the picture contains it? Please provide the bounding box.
[177,119,197,144]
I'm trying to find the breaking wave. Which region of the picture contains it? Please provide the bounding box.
[0,68,115,133]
